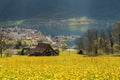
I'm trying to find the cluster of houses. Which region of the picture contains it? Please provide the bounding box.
[2,25,79,47]
[1,26,78,56]
[2,26,40,40]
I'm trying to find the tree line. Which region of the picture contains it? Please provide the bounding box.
[76,22,120,56]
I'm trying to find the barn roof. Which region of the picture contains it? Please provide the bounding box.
[30,43,51,53]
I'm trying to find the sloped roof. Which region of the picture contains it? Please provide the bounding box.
[30,43,51,53]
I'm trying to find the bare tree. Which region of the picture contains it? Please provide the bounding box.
[0,28,12,57]
[85,30,93,55]
[0,28,5,57]
[113,22,120,50]
[107,28,114,54]
[84,29,99,56]
[99,30,109,54]
[76,37,84,54]
[92,29,99,55]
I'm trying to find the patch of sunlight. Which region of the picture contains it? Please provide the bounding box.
[16,20,25,25]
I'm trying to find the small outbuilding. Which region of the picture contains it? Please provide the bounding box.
[77,50,83,54]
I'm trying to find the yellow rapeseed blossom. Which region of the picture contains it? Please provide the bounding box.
[0,55,120,80]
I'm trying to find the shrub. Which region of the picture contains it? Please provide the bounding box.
[4,49,14,57]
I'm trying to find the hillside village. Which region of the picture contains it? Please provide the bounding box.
[1,26,79,49]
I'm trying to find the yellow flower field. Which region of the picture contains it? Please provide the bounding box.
[0,55,120,80]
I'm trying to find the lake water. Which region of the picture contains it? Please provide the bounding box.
[67,40,76,47]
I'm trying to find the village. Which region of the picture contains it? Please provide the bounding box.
[1,26,79,56]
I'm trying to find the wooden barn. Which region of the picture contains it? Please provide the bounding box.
[28,43,59,56]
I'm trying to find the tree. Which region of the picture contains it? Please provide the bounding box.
[107,28,114,54]
[0,28,13,57]
[113,22,120,51]
[99,30,109,54]
[93,29,99,55]
[0,28,7,57]
[0,28,5,57]
[78,29,99,56]
[76,37,84,54]
[85,30,94,55]
[15,40,22,49]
